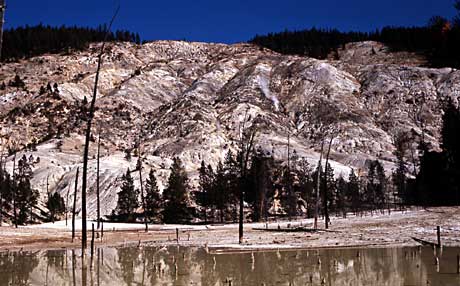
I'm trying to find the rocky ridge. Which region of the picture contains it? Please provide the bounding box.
[0,40,459,218]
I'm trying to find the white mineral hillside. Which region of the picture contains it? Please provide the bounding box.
[0,40,459,218]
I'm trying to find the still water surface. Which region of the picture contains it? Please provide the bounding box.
[0,246,459,285]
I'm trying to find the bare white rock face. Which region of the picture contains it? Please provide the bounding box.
[0,40,458,217]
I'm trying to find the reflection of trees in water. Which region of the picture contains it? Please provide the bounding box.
[142,246,158,285]
[1,246,460,285]
[117,247,141,286]
[0,251,40,285]
[141,246,208,285]
[46,250,65,269]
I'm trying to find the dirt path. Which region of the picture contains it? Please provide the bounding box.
[0,207,459,252]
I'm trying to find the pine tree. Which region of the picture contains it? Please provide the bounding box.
[0,163,13,225]
[347,169,361,214]
[365,160,387,210]
[162,157,192,224]
[279,164,297,219]
[195,160,215,222]
[295,157,314,217]
[322,163,336,217]
[114,169,139,222]
[246,148,273,222]
[441,99,460,204]
[223,150,240,221]
[441,99,460,169]
[374,161,387,209]
[336,175,347,217]
[214,161,228,222]
[393,133,410,205]
[417,98,460,206]
[15,155,38,225]
[46,192,65,222]
[144,169,162,222]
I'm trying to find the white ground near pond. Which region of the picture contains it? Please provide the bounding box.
[1,207,459,252]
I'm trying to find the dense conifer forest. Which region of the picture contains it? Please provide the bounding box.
[1,24,141,62]
[250,2,460,68]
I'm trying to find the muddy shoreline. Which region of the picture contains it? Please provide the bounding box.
[1,207,459,253]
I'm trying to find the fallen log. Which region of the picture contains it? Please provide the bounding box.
[252,227,340,233]
[411,237,437,247]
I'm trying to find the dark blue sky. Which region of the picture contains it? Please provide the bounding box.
[4,0,458,43]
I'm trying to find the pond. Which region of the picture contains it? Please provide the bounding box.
[0,245,459,285]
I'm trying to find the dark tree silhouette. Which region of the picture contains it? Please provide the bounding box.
[1,24,141,62]
[14,155,38,225]
[162,157,192,224]
[46,192,65,222]
[114,169,139,222]
[144,169,162,223]
[250,2,460,69]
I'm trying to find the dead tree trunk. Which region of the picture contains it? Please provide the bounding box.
[287,132,293,220]
[137,153,148,232]
[66,185,70,226]
[323,137,333,229]
[314,139,325,230]
[47,175,54,223]
[96,134,101,229]
[72,167,79,243]
[81,7,119,251]
[12,152,17,228]
[238,109,257,244]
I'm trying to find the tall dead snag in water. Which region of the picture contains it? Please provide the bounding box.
[72,167,79,243]
[323,137,333,229]
[314,139,324,230]
[96,134,101,230]
[238,108,257,244]
[81,7,119,251]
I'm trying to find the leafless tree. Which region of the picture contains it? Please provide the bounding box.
[314,139,324,230]
[72,167,79,243]
[323,136,333,229]
[80,6,119,251]
[96,133,101,229]
[238,107,257,244]
[137,145,148,232]
[66,185,70,226]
